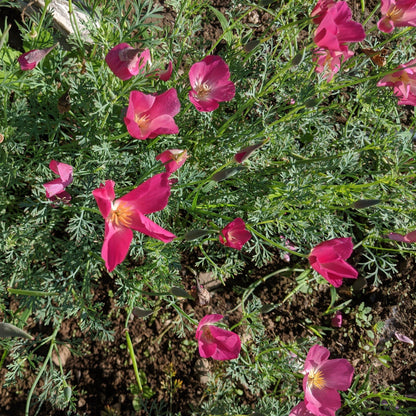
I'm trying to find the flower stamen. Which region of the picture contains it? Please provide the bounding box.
[307,368,326,390]
[195,81,212,99]
[109,201,134,228]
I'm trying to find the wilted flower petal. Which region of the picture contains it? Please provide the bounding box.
[18,44,58,70]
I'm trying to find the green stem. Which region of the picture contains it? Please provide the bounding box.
[0,349,8,370]
[171,303,198,326]
[125,331,142,392]
[25,324,60,416]
[33,0,52,47]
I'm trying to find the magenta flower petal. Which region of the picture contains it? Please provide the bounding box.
[189,55,235,112]
[314,2,365,50]
[93,175,176,272]
[219,218,252,250]
[311,0,337,25]
[124,89,180,140]
[92,180,115,219]
[195,314,241,361]
[129,211,176,243]
[289,401,315,416]
[119,173,171,215]
[18,44,57,70]
[320,358,354,390]
[43,178,66,199]
[105,43,151,80]
[102,223,133,273]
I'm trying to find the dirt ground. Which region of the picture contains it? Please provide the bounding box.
[1,1,415,415]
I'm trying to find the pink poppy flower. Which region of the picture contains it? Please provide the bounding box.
[188,55,235,112]
[219,218,252,250]
[387,230,416,243]
[43,160,73,203]
[331,311,343,328]
[289,401,315,416]
[105,43,151,81]
[124,88,180,140]
[314,2,366,51]
[18,44,57,71]
[303,344,354,416]
[156,149,188,176]
[377,59,416,106]
[155,61,173,81]
[92,173,176,272]
[377,0,416,33]
[309,237,358,288]
[195,314,241,360]
[311,0,337,25]
[313,45,354,81]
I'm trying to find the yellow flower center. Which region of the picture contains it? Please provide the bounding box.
[307,368,326,390]
[109,201,134,228]
[195,82,212,99]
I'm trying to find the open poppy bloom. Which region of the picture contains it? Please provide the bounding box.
[219,218,252,250]
[124,88,181,140]
[387,230,416,243]
[303,345,354,416]
[92,174,176,272]
[156,149,188,176]
[289,401,315,416]
[309,237,358,287]
[18,44,57,70]
[43,160,73,203]
[188,55,235,112]
[377,59,416,106]
[195,314,241,360]
[377,0,416,33]
[105,43,151,81]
